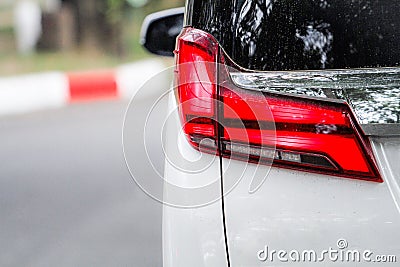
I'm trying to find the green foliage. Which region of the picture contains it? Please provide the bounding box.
[0,0,185,75]
[106,0,126,24]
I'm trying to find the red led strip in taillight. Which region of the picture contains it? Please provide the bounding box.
[175,27,382,182]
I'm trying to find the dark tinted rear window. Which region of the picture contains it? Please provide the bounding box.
[188,0,400,71]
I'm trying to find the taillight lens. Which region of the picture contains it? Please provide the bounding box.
[176,28,218,152]
[175,28,382,182]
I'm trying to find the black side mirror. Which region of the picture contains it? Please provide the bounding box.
[140,8,184,57]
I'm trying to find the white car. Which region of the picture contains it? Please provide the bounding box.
[141,1,400,266]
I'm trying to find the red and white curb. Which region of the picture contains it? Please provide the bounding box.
[0,59,168,116]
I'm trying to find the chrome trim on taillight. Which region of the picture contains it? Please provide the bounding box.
[230,68,400,128]
[362,124,400,137]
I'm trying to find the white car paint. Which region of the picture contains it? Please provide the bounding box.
[163,90,227,266]
[223,141,400,266]
[163,88,400,266]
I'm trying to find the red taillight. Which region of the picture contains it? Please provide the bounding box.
[175,28,382,182]
[176,28,218,151]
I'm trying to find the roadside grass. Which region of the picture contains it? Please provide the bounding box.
[0,48,153,76]
[0,23,152,76]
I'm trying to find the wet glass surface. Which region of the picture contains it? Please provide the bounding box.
[190,0,400,71]
[230,67,400,124]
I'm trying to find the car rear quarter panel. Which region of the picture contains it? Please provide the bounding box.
[222,151,400,266]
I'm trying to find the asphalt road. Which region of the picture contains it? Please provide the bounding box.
[0,100,163,266]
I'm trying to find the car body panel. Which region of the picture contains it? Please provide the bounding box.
[372,138,400,213]
[222,153,400,266]
[163,91,228,267]
[154,1,400,266]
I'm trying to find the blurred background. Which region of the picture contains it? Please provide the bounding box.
[0,0,183,266]
[0,0,183,75]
